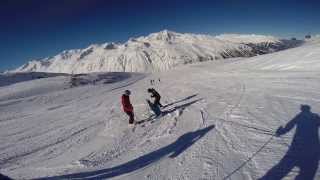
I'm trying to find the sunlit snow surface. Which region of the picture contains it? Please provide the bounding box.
[1,39,320,179]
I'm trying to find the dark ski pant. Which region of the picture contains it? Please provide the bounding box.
[125,111,134,124]
[147,100,162,116]
[154,99,163,107]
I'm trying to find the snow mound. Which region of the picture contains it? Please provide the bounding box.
[68,72,132,88]
[0,72,138,102]
[11,30,294,74]
[0,72,66,87]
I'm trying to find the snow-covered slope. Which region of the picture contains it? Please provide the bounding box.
[216,34,281,44]
[0,72,66,87]
[1,38,320,180]
[306,34,320,44]
[223,37,320,71]
[216,34,303,54]
[12,30,295,74]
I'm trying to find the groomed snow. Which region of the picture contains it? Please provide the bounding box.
[1,37,320,180]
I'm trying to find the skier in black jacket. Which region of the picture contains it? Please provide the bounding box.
[147,88,163,108]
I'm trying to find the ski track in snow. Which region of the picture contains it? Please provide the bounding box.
[1,40,320,179]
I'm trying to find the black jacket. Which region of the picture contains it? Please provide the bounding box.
[150,89,161,100]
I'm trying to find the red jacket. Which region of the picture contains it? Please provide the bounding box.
[121,94,133,112]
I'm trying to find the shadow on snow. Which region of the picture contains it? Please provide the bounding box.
[162,98,203,116]
[163,94,198,109]
[137,95,202,125]
[40,125,215,180]
[260,105,320,180]
[0,173,12,180]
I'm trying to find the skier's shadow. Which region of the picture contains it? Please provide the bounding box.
[0,173,12,180]
[163,94,198,109]
[260,105,320,180]
[161,98,203,116]
[138,96,202,124]
[40,125,215,180]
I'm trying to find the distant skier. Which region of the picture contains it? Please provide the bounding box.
[150,79,155,85]
[121,90,134,124]
[147,88,163,108]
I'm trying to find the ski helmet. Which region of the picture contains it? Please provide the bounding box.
[124,90,131,95]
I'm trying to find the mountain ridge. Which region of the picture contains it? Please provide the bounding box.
[11,30,302,74]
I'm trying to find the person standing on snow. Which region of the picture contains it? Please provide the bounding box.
[150,79,155,85]
[121,90,134,124]
[147,88,163,108]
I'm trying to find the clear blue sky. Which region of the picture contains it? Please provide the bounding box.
[1,0,319,71]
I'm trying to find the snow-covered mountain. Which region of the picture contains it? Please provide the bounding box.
[224,36,320,71]
[12,30,300,74]
[216,34,302,54]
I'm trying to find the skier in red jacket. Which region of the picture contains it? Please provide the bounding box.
[121,90,134,124]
